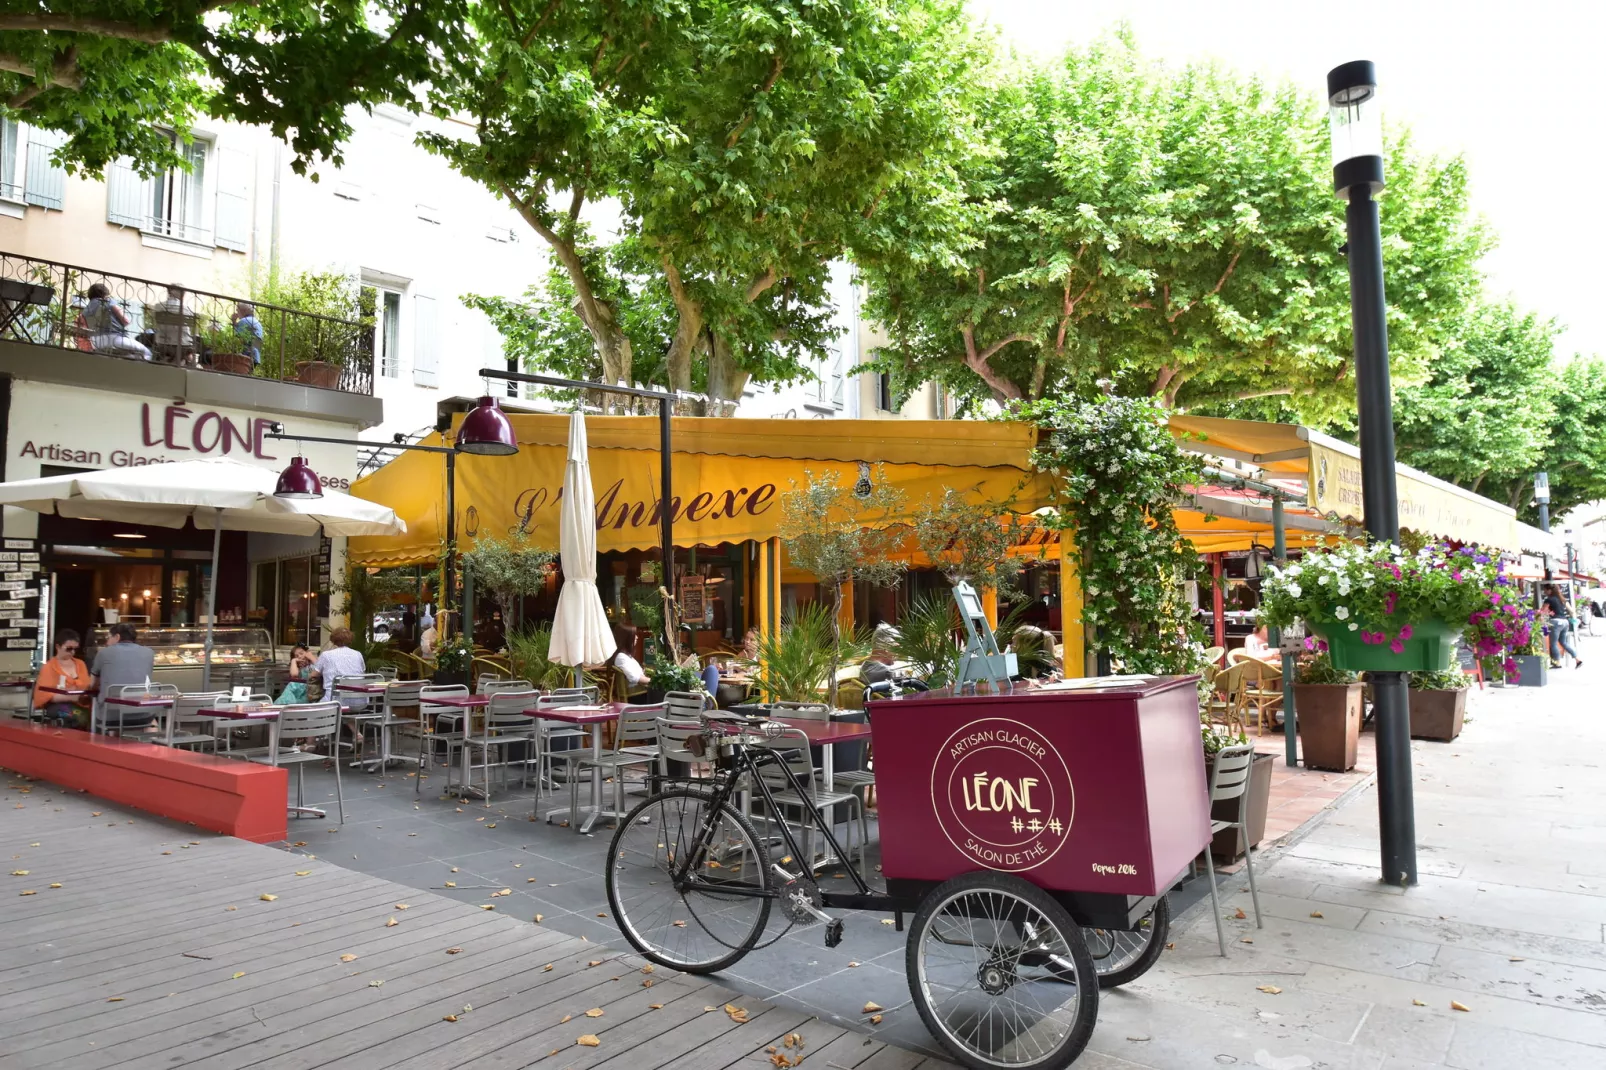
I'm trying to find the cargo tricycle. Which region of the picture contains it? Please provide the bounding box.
[604,676,1211,1070]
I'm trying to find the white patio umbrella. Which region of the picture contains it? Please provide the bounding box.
[547,410,616,672]
[0,457,405,688]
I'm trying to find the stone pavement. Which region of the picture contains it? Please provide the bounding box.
[1102,632,1606,1070]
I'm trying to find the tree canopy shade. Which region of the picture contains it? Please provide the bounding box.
[1393,301,1558,499]
[0,2,457,176]
[857,34,1487,423]
[426,0,986,408]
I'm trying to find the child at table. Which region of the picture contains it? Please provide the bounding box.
[33,629,91,728]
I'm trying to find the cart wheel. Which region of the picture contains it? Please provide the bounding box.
[906,872,1098,1070]
[1086,895,1169,988]
[604,788,771,974]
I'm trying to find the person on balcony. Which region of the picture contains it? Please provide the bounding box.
[231,302,264,365]
[81,283,150,360]
[150,284,195,364]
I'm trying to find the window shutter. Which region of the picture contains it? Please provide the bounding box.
[22,126,67,210]
[412,294,439,387]
[213,144,250,251]
[105,156,148,227]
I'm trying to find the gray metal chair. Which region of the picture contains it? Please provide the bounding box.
[1204,743,1264,956]
[373,679,425,773]
[565,701,664,824]
[96,682,178,739]
[333,672,386,766]
[458,689,539,801]
[482,678,534,696]
[414,684,471,793]
[248,701,345,823]
[169,691,230,751]
[531,691,592,797]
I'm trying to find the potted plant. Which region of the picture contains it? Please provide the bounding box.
[1465,572,1537,685]
[649,655,706,698]
[1260,542,1499,673]
[250,267,367,387]
[431,634,474,687]
[1201,721,1274,863]
[1407,669,1471,741]
[1510,627,1549,688]
[505,625,581,692]
[201,322,256,376]
[1291,649,1363,772]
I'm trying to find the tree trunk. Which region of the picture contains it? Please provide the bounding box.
[661,255,702,395]
[706,332,750,415]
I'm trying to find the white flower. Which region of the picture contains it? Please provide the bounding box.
[1348,622,1358,631]
[1287,564,1303,577]
[1286,582,1302,597]
[1318,573,1331,585]
[1334,606,1349,620]
[1337,580,1351,595]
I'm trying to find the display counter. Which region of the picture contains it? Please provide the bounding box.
[89,626,276,693]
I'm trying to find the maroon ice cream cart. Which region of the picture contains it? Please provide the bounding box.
[602,675,1212,1070]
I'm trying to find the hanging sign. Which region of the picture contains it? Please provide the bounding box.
[678,576,706,621]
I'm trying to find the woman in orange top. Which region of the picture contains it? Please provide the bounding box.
[34,629,91,728]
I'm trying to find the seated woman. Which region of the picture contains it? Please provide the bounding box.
[1241,625,1281,662]
[81,283,151,360]
[33,629,91,728]
[274,645,314,704]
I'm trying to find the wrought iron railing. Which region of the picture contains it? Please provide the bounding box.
[0,251,374,396]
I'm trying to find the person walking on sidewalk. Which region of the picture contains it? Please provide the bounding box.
[1542,584,1583,669]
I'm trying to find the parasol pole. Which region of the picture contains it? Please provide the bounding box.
[202,507,222,691]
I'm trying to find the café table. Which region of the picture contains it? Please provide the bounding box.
[525,703,622,834]
[210,703,335,819]
[426,693,491,799]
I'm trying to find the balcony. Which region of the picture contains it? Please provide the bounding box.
[0,251,374,397]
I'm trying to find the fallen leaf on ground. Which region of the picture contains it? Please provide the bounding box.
[863,1001,883,1013]
[1450,1001,1470,1012]
[514,863,522,868]
[450,866,459,872]
[260,894,278,902]
[585,1008,604,1018]
[443,882,456,888]
[1256,985,1282,995]
[534,914,544,923]
[704,1006,718,1012]
[672,920,687,928]
[491,889,510,897]
[91,812,101,817]
[443,1014,459,1022]
[10,870,27,876]
[879,918,894,926]
[847,961,860,968]
[369,980,384,988]
[161,851,172,855]
[642,979,654,988]
[1412,999,1426,1007]
[225,905,237,911]
[725,1004,749,1023]
[560,1014,572,1024]
[869,1014,883,1025]
[528,878,537,883]
[1509,957,1526,962]
[649,1003,663,1010]
[1165,942,1175,950]
[340,954,358,963]
[292,841,307,847]
[49,883,61,889]
[232,972,246,979]
[446,948,462,955]
[395,903,410,910]
[19,890,36,896]
[542,964,553,972]
[588,960,602,967]
[1233,908,1247,920]
[577,1035,600,1047]
[481,905,495,911]
[385,917,399,927]
[784,1034,803,1049]
[487,823,497,828]
[597,912,608,918]
[1241,938,1253,944]
[1309,911,1324,918]
[107,997,123,1002]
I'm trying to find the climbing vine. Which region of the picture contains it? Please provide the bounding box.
[1018,394,1208,674]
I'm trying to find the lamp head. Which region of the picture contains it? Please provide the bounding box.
[274,456,324,499]
[455,395,519,456]
[1327,60,1383,198]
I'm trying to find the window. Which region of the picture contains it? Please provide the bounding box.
[876,372,894,413]
[362,284,404,378]
[148,135,209,243]
[806,338,845,411]
[412,293,439,387]
[0,121,68,210]
[0,119,19,201]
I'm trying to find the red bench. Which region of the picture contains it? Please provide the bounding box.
[0,722,288,843]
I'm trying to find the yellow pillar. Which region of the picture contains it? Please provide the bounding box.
[980,588,998,630]
[1059,537,1086,678]
[838,580,855,634]
[755,537,783,639]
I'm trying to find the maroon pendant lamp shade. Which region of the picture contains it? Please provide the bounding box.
[455,395,520,455]
[274,455,324,499]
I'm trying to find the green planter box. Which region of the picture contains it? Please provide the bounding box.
[1312,617,1460,673]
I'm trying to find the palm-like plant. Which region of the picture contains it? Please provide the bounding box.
[505,625,580,692]
[892,591,962,688]
[749,602,870,704]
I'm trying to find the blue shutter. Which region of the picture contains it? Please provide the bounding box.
[105,156,148,227]
[213,144,251,251]
[23,126,67,210]
[412,295,439,387]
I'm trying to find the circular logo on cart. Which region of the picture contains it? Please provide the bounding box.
[930,718,1074,873]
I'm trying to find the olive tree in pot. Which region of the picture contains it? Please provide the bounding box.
[1407,669,1471,742]
[1201,720,1274,863]
[251,267,368,387]
[1292,649,1362,771]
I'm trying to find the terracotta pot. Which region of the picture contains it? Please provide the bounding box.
[1204,750,1274,862]
[295,360,343,389]
[1294,682,1363,771]
[1408,687,1466,742]
[211,351,255,376]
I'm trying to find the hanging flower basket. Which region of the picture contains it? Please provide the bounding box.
[1309,617,1459,673]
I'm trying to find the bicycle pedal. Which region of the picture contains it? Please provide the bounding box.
[824,918,844,948]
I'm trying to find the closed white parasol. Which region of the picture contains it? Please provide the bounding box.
[547,410,617,668]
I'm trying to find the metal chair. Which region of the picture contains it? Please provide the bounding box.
[482,678,534,696]
[169,691,230,751]
[457,689,539,801]
[333,672,386,766]
[1203,743,1263,956]
[96,683,178,739]
[754,723,867,866]
[530,691,592,796]
[210,692,274,755]
[565,701,664,824]
[414,684,470,793]
[248,701,345,823]
[376,664,400,681]
[373,680,426,773]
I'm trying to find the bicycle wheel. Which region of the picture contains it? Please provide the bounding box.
[604,787,772,974]
[1086,895,1169,988]
[907,872,1098,1070]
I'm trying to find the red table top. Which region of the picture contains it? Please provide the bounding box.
[335,683,393,694]
[105,695,176,707]
[774,717,874,745]
[523,704,617,725]
[40,686,91,697]
[427,694,490,708]
[208,705,283,721]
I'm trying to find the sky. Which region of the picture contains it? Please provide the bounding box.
[971,0,1606,362]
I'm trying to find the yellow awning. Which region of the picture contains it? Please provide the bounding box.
[350,414,1056,567]
[1171,416,1522,552]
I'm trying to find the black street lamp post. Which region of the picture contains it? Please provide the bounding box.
[1329,60,1416,887]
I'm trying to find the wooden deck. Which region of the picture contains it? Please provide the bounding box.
[0,781,955,1070]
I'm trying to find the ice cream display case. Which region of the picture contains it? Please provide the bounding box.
[89,626,276,692]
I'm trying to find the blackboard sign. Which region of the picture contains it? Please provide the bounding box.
[1455,638,1477,671]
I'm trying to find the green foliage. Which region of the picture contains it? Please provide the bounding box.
[424,0,986,405]
[461,531,556,614]
[1201,722,1248,757]
[433,634,475,675]
[0,2,460,175]
[994,601,1056,679]
[1295,652,1357,686]
[1394,301,1558,497]
[890,591,961,688]
[334,565,415,644]
[1022,394,1207,674]
[912,488,1029,595]
[1479,356,1606,521]
[249,266,368,374]
[747,602,869,704]
[1259,542,1500,644]
[506,625,580,691]
[858,32,1486,422]
[1409,668,1472,691]
[649,656,707,696]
